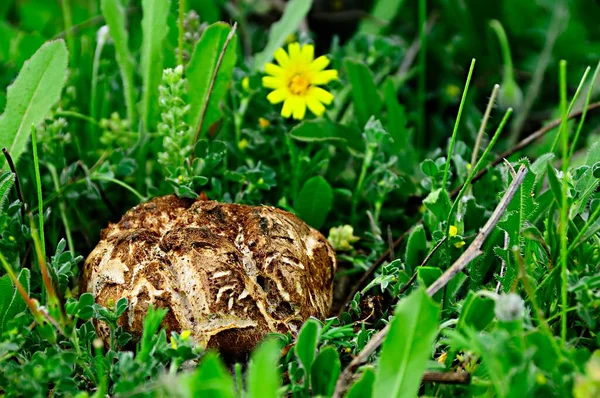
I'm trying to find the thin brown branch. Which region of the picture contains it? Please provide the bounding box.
[333,166,528,398]
[190,23,238,162]
[2,147,27,221]
[422,371,471,384]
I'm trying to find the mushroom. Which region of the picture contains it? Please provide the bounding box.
[81,195,337,357]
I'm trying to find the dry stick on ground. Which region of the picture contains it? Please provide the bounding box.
[333,165,528,398]
[2,148,27,221]
[396,236,447,297]
[422,371,471,384]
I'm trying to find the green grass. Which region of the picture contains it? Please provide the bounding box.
[1,0,600,397]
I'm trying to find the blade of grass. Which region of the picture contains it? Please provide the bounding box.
[447,108,513,231]
[101,0,137,127]
[31,125,45,259]
[441,59,475,189]
[551,66,591,152]
[416,0,426,147]
[558,60,569,344]
[569,61,600,158]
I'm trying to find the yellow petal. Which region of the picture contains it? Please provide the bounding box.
[281,97,295,118]
[264,62,284,77]
[308,86,334,105]
[288,42,301,62]
[262,76,284,89]
[306,96,326,117]
[267,88,289,104]
[312,69,339,85]
[274,48,290,67]
[301,44,315,63]
[310,55,330,72]
[292,96,307,120]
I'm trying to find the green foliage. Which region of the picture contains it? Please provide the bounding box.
[101,0,136,125]
[1,1,600,397]
[0,40,67,168]
[295,176,333,229]
[187,22,238,137]
[247,338,282,398]
[251,0,313,71]
[140,0,171,132]
[374,288,440,398]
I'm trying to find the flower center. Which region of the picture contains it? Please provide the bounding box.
[289,74,310,95]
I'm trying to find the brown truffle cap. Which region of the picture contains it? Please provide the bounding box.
[82,195,337,357]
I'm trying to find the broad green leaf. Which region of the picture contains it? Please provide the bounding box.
[423,188,452,221]
[456,291,496,332]
[1,268,30,332]
[295,318,321,378]
[0,275,12,331]
[294,176,333,229]
[344,59,382,128]
[192,352,236,398]
[0,171,15,210]
[546,164,562,203]
[405,224,427,274]
[359,0,406,35]
[497,163,537,247]
[346,368,375,398]
[187,23,238,136]
[137,305,167,363]
[0,40,68,169]
[251,0,313,71]
[417,267,443,301]
[311,346,341,397]
[383,79,414,173]
[374,288,440,398]
[247,338,281,398]
[101,0,137,125]
[289,119,364,153]
[140,0,171,132]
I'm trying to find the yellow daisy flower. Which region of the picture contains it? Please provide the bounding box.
[262,43,338,120]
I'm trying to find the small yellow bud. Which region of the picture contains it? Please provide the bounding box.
[445,84,460,98]
[170,336,177,349]
[437,352,448,364]
[454,240,466,248]
[284,33,297,44]
[181,330,191,340]
[257,178,264,185]
[242,76,250,92]
[536,372,547,385]
[8,236,15,241]
[449,225,458,237]
[418,204,426,214]
[259,117,270,129]
[466,163,472,171]
[238,138,249,150]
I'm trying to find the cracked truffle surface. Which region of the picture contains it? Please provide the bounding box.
[82,195,337,356]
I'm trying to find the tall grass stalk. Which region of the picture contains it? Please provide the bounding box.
[441,59,476,189]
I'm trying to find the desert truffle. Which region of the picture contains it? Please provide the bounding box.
[81,195,337,356]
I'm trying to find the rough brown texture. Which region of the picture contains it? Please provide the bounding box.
[82,195,337,356]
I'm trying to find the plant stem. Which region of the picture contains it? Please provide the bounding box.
[92,176,146,202]
[61,0,75,66]
[551,66,591,152]
[48,164,75,254]
[91,27,108,148]
[569,61,600,158]
[177,0,185,67]
[471,84,500,168]
[31,126,46,259]
[442,59,476,190]
[417,0,427,147]
[352,146,374,226]
[558,60,569,345]
[489,21,514,83]
[446,108,513,234]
